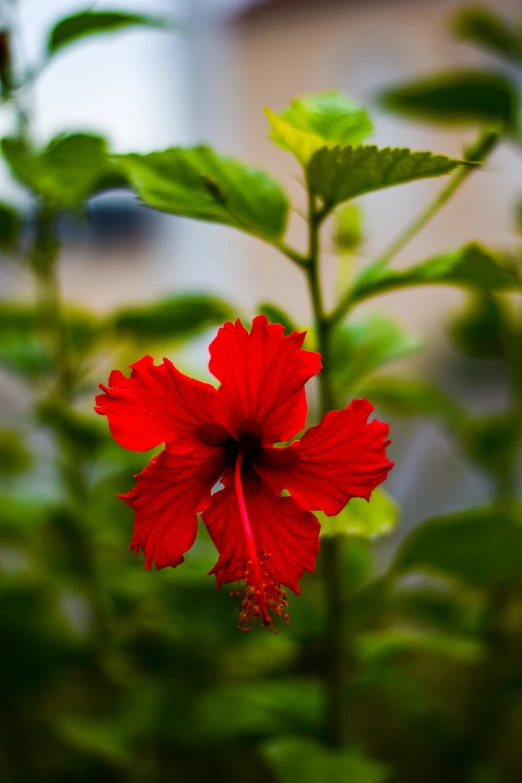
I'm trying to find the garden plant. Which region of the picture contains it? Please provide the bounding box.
[1,4,522,783]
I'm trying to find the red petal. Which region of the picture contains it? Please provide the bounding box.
[95,355,227,451]
[257,398,393,516]
[209,315,321,443]
[202,468,320,593]
[120,442,228,569]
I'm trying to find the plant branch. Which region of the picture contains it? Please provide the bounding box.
[272,238,309,269]
[304,188,346,748]
[329,128,500,327]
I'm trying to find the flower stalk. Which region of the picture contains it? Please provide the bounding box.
[294,127,501,747]
[305,188,347,747]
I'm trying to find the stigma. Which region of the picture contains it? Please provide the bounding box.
[233,450,290,631]
[231,553,290,632]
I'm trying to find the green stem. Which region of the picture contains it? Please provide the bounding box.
[8,0,107,645]
[34,206,107,635]
[305,189,346,747]
[272,238,309,269]
[329,128,500,327]
[32,205,75,400]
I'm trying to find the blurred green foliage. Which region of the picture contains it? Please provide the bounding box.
[47,10,172,56]
[1,4,522,783]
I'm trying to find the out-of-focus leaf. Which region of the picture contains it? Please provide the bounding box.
[307,145,466,207]
[452,7,520,63]
[0,302,50,379]
[0,201,22,251]
[0,338,51,380]
[351,244,521,306]
[355,377,466,430]
[119,146,289,239]
[331,314,420,392]
[57,717,130,764]
[391,585,481,634]
[48,10,172,55]
[262,737,388,783]
[216,635,297,685]
[266,91,372,165]
[112,293,236,342]
[0,301,102,381]
[319,489,398,539]
[462,416,517,479]
[37,401,109,456]
[0,301,36,332]
[379,70,518,128]
[0,300,102,345]
[394,506,522,588]
[0,495,48,542]
[195,680,323,740]
[355,629,484,665]
[2,134,125,207]
[0,429,31,475]
[449,292,506,359]
[258,303,299,335]
[333,203,364,252]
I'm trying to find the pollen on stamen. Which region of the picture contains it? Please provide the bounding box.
[230,552,290,632]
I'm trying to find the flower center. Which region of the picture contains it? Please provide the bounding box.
[232,450,289,632]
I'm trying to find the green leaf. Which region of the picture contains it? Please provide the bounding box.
[0,338,51,381]
[195,680,323,740]
[350,244,521,306]
[2,134,125,207]
[452,6,520,63]
[462,416,517,480]
[0,302,49,380]
[112,293,236,342]
[0,302,102,381]
[258,303,299,335]
[307,145,467,207]
[0,495,49,542]
[319,489,398,539]
[331,314,420,393]
[119,146,289,240]
[394,506,522,588]
[0,202,21,252]
[333,203,364,252]
[355,629,484,665]
[57,717,130,764]
[37,402,108,456]
[355,377,465,431]
[379,70,518,128]
[0,302,36,333]
[0,300,102,348]
[266,91,372,165]
[0,429,31,475]
[48,10,171,55]
[262,737,388,783]
[448,292,506,359]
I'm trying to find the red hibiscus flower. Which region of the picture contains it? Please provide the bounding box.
[95,316,393,631]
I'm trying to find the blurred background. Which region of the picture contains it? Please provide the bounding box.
[4,0,521,542]
[2,0,522,781]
